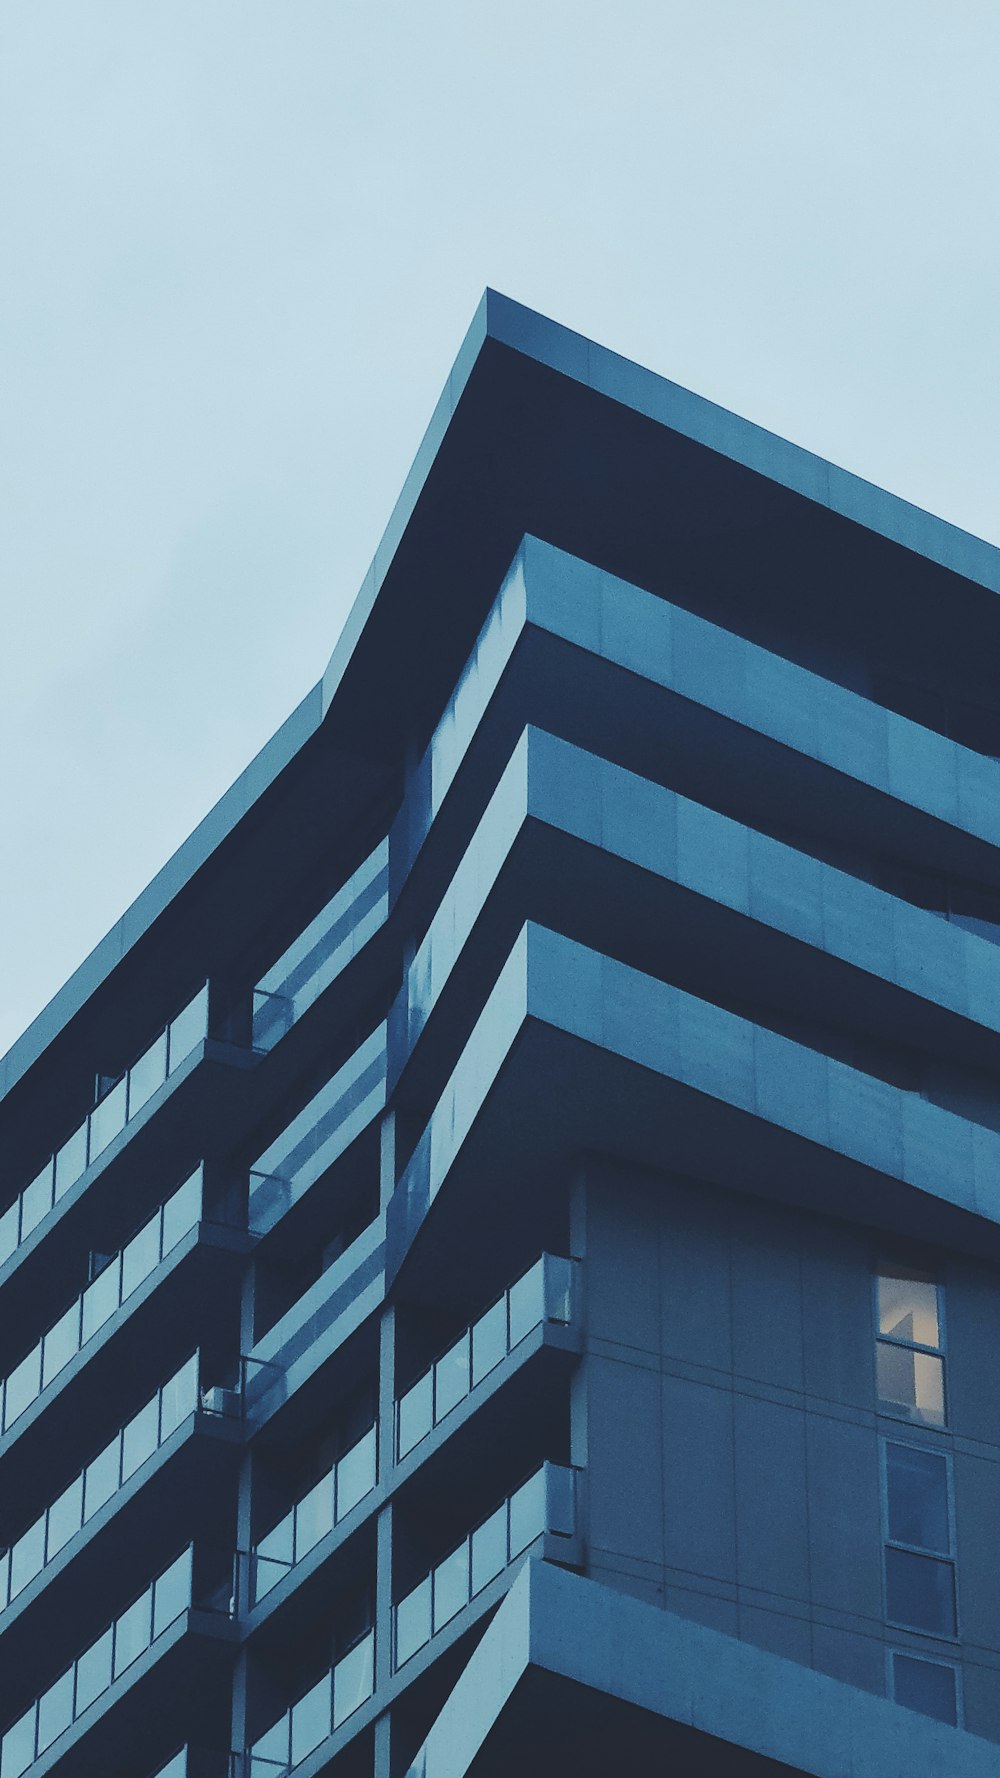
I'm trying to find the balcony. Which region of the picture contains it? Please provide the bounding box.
[396,1255,573,1463]
[249,1426,377,1607]
[242,1630,375,1776]
[0,1546,234,1778]
[0,988,209,1275]
[251,844,389,1055]
[394,1463,578,1671]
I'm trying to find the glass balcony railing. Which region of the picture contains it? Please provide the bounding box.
[396,1255,573,1462]
[247,1027,386,1237]
[0,1354,201,1616]
[250,1426,377,1605]
[151,1754,189,1778]
[0,1169,203,1437]
[251,844,389,1054]
[0,987,209,1270]
[245,1631,375,1775]
[0,1547,202,1778]
[393,1464,576,1670]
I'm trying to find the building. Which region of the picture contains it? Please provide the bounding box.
[3,291,1000,1778]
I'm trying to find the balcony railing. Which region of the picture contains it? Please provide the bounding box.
[251,843,389,1054]
[247,1027,386,1237]
[0,1546,208,1777]
[396,1255,574,1462]
[249,1426,377,1605]
[151,1754,189,1778]
[0,987,209,1270]
[0,1169,203,1437]
[393,1463,576,1669]
[244,1631,375,1775]
[0,1354,201,1617]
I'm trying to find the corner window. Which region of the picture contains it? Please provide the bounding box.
[883,1441,956,1638]
[875,1268,946,1425]
[891,1650,959,1726]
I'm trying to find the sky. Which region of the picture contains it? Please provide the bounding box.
[1,0,998,1059]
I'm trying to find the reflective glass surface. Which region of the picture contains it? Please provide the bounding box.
[470,1504,507,1595]
[114,1592,151,1677]
[84,1439,121,1519]
[2,1704,36,1776]
[75,1625,113,1713]
[42,1301,80,1388]
[508,1259,544,1348]
[4,1347,41,1430]
[168,987,209,1073]
[434,1337,470,1419]
[885,1547,956,1635]
[398,1372,433,1458]
[295,1476,334,1561]
[0,1201,18,1265]
[122,1397,160,1482]
[395,1578,432,1666]
[36,1669,73,1755]
[337,1428,376,1520]
[471,1298,506,1385]
[886,1444,950,1553]
[10,1518,45,1600]
[153,1547,192,1636]
[877,1343,945,1424]
[89,1076,127,1161]
[54,1127,87,1200]
[82,1257,121,1342]
[129,1031,168,1117]
[509,1470,546,1557]
[20,1166,53,1238]
[893,1652,957,1725]
[878,1272,940,1347]
[432,1546,468,1631]
[333,1633,374,1727]
[46,1474,84,1560]
[122,1215,160,1299]
[290,1676,329,1765]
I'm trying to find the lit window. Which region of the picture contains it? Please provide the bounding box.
[875,1268,946,1425]
[891,1650,958,1726]
[883,1441,956,1638]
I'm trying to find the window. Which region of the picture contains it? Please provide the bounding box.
[883,1441,956,1637]
[891,1650,959,1726]
[875,1267,945,1425]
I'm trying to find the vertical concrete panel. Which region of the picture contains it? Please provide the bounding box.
[740,1604,812,1665]
[953,1453,1000,1652]
[588,1353,664,1565]
[811,1625,884,1696]
[586,1176,660,1356]
[962,1662,1000,1743]
[805,1416,883,1620]
[801,1223,874,1409]
[733,1394,809,1602]
[662,1374,736,1584]
[730,1201,804,1391]
[659,1183,733,1374]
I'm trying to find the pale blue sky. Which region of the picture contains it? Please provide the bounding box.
[1,0,998,1057]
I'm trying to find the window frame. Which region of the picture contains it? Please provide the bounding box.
[887,1646,962,1728]
[880,1435,959,1643]
[873,1265,947,1428]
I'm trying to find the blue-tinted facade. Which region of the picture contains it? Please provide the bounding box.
[3,291,1000,1777]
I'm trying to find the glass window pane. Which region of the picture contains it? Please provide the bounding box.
[168,988,208,1073]
[46,1474,84,1560]
[395,1578,431,1667]
[128,1032,168,1119]
[886,1444,951,1553]
[250,1714,290,1770]
[885,1547,956,1635]
[54,1125,88,1200]
[544,1254,573,1324]
[508,1259,545,1348]
[333,1632,374,1726]
[0,1199,18,1266]
[153,1548,192,1637]
[509,1470,546,1557]
[75,1625,114,1714]
[257,1509,295,1571]
[472,1298,507,1385]
[23,1166,56,1241]
[433,1543,469,1631]
[877,1342,946,1424]
[159,1354,199,1443]
[0,1547,9,1610]
[122,1216,161,1300]
[397,1372,433,1458]
[37,1668,74,1755]
[82,1258,121,1344]
[336,1428,377,1521]
[42,1300,81,1389]
[893,1652,957,1725]
[546,1464,575,1537]
[114,1590,152,1677]
[290,1676,329,1765]
[434,1336,470,1422]
[89,1077,127,1162]
[295,1474,334,1561]
[4,1344,41,1430]
[878,1272,940,1348]
[9,1516,46,1600]
[84,1439,122,1521]
[122,1397,159,1483]
[471,1504,507,1594]
[162,1171,201,1256]
[2,1703,37,1777]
